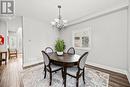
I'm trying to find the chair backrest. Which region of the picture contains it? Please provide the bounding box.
[67,47,75,55]
[45,47,53,53]
[41,50,50,66]
[78,52,88,69]
[8,48,17,52]
[8,48,17,53]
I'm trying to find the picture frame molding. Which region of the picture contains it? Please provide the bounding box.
[72,27,91,50]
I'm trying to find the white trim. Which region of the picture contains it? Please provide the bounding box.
[23,59,127,75]
[23,59,43,67]
[75,47,91,51]
[86,61,127,75]
[127,0,130,84]
[67,3,128,26]
[127,71,130,83]
[72,27,92,50]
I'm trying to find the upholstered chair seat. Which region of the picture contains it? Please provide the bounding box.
[66,52,89,87]
[46,64,62,71]
[41,50,62,86]
[67,66,83,76]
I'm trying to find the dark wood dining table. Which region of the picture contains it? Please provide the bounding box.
[48,52,81,87]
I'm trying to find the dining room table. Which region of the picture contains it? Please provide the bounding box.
[47,52,81,87]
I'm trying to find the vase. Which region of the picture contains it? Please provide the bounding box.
[57,52,63,56]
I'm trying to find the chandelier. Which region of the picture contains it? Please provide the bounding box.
[51,5,67,30]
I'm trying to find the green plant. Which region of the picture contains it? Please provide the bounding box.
[55,39,65,52]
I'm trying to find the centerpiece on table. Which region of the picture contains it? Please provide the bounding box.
[55,39,65,56]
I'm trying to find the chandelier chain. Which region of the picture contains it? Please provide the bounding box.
[51,5,67,30]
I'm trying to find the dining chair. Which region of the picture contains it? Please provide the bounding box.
[41,50,63,86]
[66,52,89,87]
[8,48,17,59]
[45,47,53,53]
[67,47,75,55]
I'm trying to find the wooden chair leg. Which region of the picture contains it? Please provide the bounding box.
[49,72,52,86]
[76,78,79,87]
[0,61,2,65]
[83,69,85,84]
[44,66,46,79]
[9,55,10,59]
[5,59,7,65]
[61,69,64,79]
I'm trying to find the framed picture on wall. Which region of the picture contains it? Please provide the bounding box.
[72,27,91,50]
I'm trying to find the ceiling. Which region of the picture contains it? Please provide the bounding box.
[15,0,128,24]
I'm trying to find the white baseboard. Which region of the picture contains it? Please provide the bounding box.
[23,59,127,75]
[86,61,127,75]
[127,71,130,83]
[23,60,43,67]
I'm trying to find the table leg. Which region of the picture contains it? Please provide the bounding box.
[0,53,2,65]
[0,61,1,65]
[63,66,67,87]
[5,52,7,65]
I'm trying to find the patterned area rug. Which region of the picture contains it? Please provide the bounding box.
[21,65,109,87]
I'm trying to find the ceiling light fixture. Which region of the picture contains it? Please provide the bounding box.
[51,5,67,30]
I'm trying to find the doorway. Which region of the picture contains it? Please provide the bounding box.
[0,16,24,87]
[0,16,23,66]
[7,16,23,62]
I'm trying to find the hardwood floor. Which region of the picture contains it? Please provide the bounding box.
[86,65,130,87]
[0,54,24,87]
[0,56,130,87]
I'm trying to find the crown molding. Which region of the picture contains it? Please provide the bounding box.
[66,3,129,27]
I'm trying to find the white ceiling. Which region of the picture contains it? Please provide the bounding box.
[15,0,128,24]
